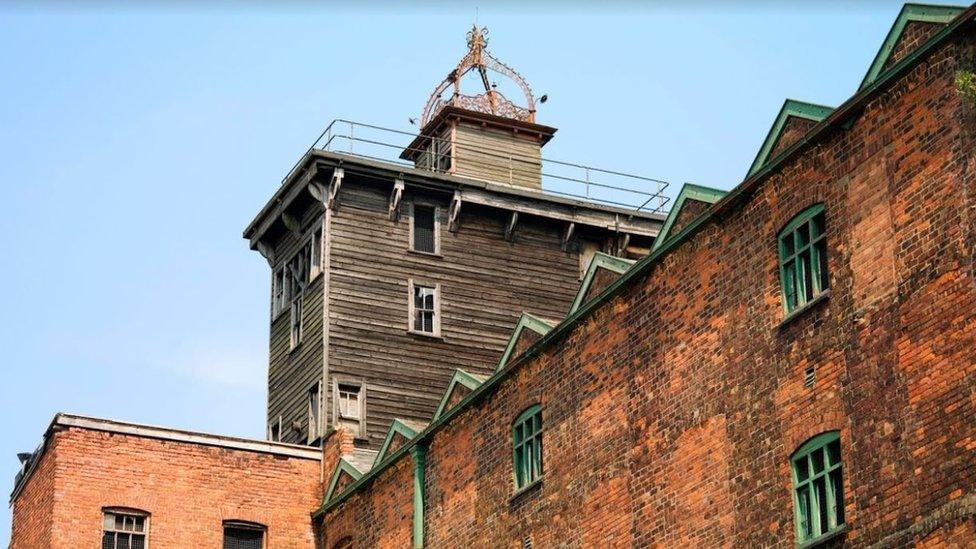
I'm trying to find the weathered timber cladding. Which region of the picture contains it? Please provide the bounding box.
[322,27,976,548]
[452,123,543,189]
[267,208,326,445]
[327,178,579,445]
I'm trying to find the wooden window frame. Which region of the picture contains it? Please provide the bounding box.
[289,296,304,351]
[268,415,282,442]
[222,520,266,549]
[778,204,828,315]
[271,219,323,322]
[307,381,323,444]
[333,379,366,437]
[102,508,150,549]
[408,202,441,255]
[512,404,543,491]
[791,431,846,546]
[408,279,441,337]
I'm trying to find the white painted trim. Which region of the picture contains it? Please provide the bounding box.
[57,414,322,459]
[407,279,441,337]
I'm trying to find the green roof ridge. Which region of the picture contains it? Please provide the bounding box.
[374,418,423,465]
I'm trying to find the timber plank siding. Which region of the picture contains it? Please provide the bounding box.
[452,124,543,189]
[326,176,578,446]
[260,166,660,448]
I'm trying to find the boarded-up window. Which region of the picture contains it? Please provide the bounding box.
[223,522,265,549]
[413,205,436,253]
[102,510,148,549]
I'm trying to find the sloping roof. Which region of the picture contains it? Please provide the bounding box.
[374,419,429,464]
[432,369,488,421]
[569,252,636,314]
[859,3,965,90]
[746,100,835,177]
[495,313,556,371]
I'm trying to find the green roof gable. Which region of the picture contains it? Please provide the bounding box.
[651,183,728,252]
[374,418,425,465]
[495,313,554,372]
[859,3,964,90]
[432,369,487,420]
[324,458,364,503]
[746,99,834,178]
[569,252,635,314]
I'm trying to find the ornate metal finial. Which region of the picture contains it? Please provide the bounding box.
[420,25,536,126]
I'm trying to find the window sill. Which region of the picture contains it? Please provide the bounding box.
[797,524,848,549]
[408,330,443,341]
[778,291,830,329]
[509,478,543,503]
[408,249,443,259]
[289,341,303,355]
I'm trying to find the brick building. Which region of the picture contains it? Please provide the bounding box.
[10,3,976,548]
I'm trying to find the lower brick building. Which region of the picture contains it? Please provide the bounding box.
[10,3,976,548]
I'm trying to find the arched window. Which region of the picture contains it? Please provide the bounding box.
[102,508,149,549]
[791,431,845,544]
[223,520,266,549]
[512,404,543,490]
[778,204,828,314]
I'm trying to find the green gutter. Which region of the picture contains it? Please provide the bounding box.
[311,4,976,519]
[410,444,427,549]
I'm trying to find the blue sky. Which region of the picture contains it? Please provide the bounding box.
[0,1,917,541]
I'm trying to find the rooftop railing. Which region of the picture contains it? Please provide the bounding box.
[282,119,671,215]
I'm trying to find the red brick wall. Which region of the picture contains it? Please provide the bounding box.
[10,441,56,548]
[11,426,322,549]
[321,456,413,549]
[321,28,976,547]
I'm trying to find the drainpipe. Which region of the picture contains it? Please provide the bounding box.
[410,444,427,549]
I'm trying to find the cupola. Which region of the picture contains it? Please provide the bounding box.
[401,26,557,190]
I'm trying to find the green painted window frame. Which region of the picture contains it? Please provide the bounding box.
[512,404,543,490]
[778,204,828,314]
[791,431,845,545]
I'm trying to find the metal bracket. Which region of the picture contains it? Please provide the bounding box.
[618,233,631,255]
[561,222,576,252]
[447,190,462,233]
[327,167,344,211]
[389,178,405,221]
[505,211,519,242]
